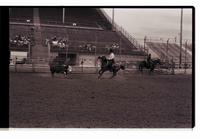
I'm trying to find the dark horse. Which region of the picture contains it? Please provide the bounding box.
[49,58,69,77]
[97,56,125,79]
[138,58,162,74]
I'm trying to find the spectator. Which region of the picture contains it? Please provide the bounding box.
[52,36,57,41]
[52,39,58,46]
[49,36,69,48]
[45,38,50,46]
[10,34,31,47]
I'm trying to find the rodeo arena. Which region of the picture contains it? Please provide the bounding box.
[9,8,193,128]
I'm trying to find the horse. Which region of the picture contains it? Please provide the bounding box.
[97,56,125,79]
[138,58,162,74]
[49,58,70,78]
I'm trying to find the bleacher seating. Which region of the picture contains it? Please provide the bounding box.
[10,8,145,59]
[40,26,142,55]
[185,44,192,52]
[39,8,112,29]
[146,42,192,63]
[9,24,35,51]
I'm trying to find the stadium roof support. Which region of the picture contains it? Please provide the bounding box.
[179,8,183,67]
[112,8,115,31]
[62,8,65,24]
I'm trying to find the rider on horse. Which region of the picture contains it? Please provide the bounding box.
[147,53,152,68]
[107,48,115,71]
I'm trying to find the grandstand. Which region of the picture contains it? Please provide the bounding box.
[186,43,192,52]
[9,24,34,55]
[9,8,192,69]
[39,8,112,30]
[146,41,192,67]
[9,8,146,67]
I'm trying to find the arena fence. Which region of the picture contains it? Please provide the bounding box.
[9,58,192,75]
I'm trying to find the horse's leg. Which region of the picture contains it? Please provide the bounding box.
[149,67,154,75]
[110,71,116,79]
[64,71,67,78]
[63,72,66,78]
[51,70,54,77]
[140,67,143,75]
[98,69,104,79]
[148,63,153,75]
[98,71,103,79]
[148,68,151,75]
[99,69,103,74]
[64,68,68,78]
[152,68,154,75]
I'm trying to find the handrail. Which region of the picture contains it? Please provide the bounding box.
[99,9,144,52]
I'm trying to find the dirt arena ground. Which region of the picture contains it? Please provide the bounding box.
[9,72,193,128]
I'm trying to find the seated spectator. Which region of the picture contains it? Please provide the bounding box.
[112,43,119,49]
[72,23,77,26]
[10,34,31,48]
[23,39,29,45]
[52,36,57,41]
[60,42,66,48]
[52,40,58,46]
[18,35,22,41]
[48,36,68,49]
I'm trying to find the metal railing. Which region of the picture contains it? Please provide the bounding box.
[100,9,144,52]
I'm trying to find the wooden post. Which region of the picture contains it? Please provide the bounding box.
[112,8,115,31]
[166,38,169,61]
[144,36,147,53]
[48,42,50,61]
[81,59,83,73]
[184,40,187,74]
[28,43,31,59]
[32,62,35,72]
[15,57,17,72]
[95,34,97,68]
[119,37,122,62]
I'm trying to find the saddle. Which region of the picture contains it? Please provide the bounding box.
[107,60,115,71]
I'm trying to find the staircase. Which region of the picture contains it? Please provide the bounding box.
[31,8,48,60]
